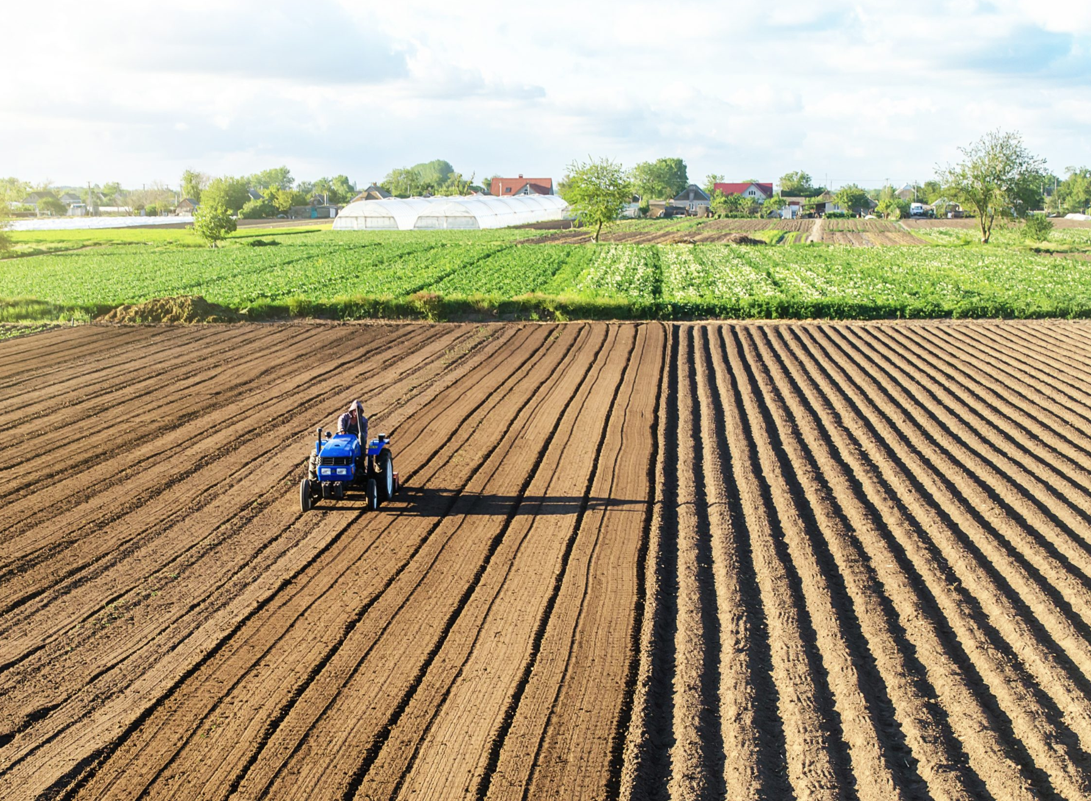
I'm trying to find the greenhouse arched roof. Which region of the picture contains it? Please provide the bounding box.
[332,194,568,231]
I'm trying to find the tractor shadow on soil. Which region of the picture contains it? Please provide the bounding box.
[389,485,645,518]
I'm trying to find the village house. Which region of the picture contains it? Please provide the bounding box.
[490,175,554,196]
[673,184,711,214]
[350,184,392,202]
[713,181,774,202]
[174,198,198,216]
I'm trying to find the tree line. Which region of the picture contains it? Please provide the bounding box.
[560,131,1089,244]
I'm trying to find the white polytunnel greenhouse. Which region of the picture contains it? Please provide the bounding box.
[332,194,569,231]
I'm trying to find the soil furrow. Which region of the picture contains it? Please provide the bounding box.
[716,325,846,800]
[797,326,1091,798]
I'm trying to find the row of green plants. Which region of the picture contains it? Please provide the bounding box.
[4,228,1091,322]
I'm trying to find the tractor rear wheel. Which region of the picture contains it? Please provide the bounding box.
[366,478,379,511]
[300,478,313,512]
[378,450,394,502]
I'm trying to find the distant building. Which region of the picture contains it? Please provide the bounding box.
[491,175,554,196]
[896,184,917,202]
[247,189,265,202]
[673,184,711,213]
[59,192,83,207]
[350,184,392,202]
[713,182,774,202]
[175,198,198,215]
[780,196,806,219]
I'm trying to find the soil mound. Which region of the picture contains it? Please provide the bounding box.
[99,295,241,324]
[708,232,766,245]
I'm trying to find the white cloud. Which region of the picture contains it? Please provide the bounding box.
[1,0,1088,189]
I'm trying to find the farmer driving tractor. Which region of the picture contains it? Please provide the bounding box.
[300,399,395,512]
[308,401,368,482]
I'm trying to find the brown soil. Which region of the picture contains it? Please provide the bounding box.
[3,320,1091,800]
[98,295,241,324]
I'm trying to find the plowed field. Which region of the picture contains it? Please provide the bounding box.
[3,320,1091,800]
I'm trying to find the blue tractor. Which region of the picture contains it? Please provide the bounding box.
[299,402,398,512]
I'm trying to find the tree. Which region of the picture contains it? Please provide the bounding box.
[192,202,237,247]
[181,170,209,203]
[876,197,910,219]
[780,170,813,196]
[381,160,459,197]
[0,177,27,207]
[703,174,724,196]
[1054,166,1091,215]
[920,180,943,204]
[248,166,293,192]
[267,187,308,213]
[38,195,67,216]
[101,182,123,207]
[560,157,632,243]
[630,158,688,200]
[762,194,784,218]
[1024,214,1053,242]
[710,190,754,217]
[239,198,275,219]
[0,203,11,256]
[937,129,1047,243]
[835,184,870,216]
[202,176,251,213]
[311,175,356,205]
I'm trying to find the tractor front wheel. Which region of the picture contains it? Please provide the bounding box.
[300,478,313,512]
[366,478,379,511]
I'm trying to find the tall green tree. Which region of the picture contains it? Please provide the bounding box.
[381,160,458,197]
[876,197,910,220]
[267,187,308,213]
[248,166,294,192]
[202,176,250,213]
[835,184,870,216]
[630,158,688,200]
[1055,166,1091,215]
[703,174,724,196]
[192,202,237,247]
[311,175,356,205]
[779,170,813,196]
[101,182,123,206]
[762,194,784,218]
[181,170,208,203]
[0,177,28,207]
[937,129,1048,243]
[38,195,67,216]
[560,157,632,243]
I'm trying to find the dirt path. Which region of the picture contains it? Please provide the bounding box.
[2,320,1091,799]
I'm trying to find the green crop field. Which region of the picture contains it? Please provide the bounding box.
[2,223,1090,322]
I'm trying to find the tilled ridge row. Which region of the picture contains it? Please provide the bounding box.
[4,321,1091,801]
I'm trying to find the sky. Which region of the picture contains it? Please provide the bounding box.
[2,0,1089,192]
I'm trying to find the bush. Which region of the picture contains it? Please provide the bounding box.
[239,198,275,219]
[1023,214,1053,242]
[192,203,237,247]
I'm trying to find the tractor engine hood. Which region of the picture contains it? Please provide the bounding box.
[319,434,361,459]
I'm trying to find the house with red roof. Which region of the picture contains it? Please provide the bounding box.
[490,175,554,196]
[713,182,774,202]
